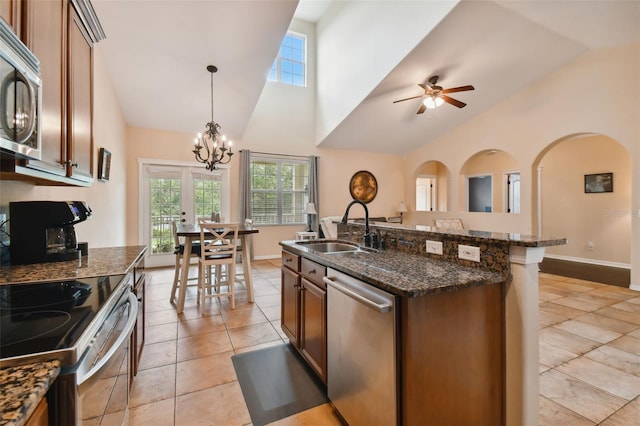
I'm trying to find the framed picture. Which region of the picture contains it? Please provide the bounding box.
[584,172,613,193]
[349,170,378,203]
[98,148,111,181]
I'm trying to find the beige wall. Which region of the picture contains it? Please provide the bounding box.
[402,44,639,286]
[540,135,631,265]
[0,48,128,249]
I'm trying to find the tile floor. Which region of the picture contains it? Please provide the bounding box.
[130,260,640,425]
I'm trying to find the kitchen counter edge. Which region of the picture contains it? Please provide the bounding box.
[280,240,507,297]
[0,246,148,284]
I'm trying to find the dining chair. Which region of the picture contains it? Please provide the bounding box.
[197,221,240,309]
[170,221,200,304]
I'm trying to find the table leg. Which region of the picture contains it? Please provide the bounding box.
[241,235,254,303]
[176,236,192,314]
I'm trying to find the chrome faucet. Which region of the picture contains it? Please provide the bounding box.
[341,199,373,247]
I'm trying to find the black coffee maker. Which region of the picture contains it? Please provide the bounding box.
[9,201,92,265]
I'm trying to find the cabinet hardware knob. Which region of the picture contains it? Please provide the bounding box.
[309,269,316,274]
[285,258,291,262]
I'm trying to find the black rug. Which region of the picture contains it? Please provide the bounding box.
[232,343,328,426]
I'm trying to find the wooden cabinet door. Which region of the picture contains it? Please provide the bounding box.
[67,4,93,182]
[22,0,67,176]
[0,0,21,34]
[281,266,300,346]
[300,278,327,383]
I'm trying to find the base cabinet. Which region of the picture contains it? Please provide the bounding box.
[281,251,327,383]
[25,397,48,426]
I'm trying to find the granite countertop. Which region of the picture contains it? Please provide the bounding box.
[0,245,147,284]
[348,221,567,248]
[280,240,507,297]
[0,361,60,426]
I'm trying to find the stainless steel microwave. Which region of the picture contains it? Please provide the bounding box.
[0,19,41,160]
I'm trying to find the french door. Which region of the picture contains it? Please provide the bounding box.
[140,161,230,267]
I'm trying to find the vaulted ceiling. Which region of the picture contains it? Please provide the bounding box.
[93,0,640,155]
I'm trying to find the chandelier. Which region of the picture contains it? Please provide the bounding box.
[192,65,233,170]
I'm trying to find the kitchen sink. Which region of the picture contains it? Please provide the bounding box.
[299,241,364,254]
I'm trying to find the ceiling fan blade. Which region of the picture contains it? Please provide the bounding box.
[441,95,466,108]
[441,85,475,94]
[416,103,426,114]
[418,83,430,91]
[393,94,424,104]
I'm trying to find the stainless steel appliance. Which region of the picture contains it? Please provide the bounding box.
[9,201,92,264]
[323,268,399,426]
[0,18,41,159]
[0,273,137,425]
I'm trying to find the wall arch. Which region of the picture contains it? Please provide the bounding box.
[532,133,631,279]
[413,160,450,212]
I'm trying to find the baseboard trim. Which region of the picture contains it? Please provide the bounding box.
[543,253,630,270]
[539,257,630,288]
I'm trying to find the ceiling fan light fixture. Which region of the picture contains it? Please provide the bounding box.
[423,96,444,109]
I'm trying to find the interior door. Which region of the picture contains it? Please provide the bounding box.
[140,163,229,267]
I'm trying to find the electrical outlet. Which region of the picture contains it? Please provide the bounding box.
[426,240,443,255]
[458,244,480,262]
[587,241,595,251]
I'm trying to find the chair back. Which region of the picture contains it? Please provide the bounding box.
[172,220,181,250]
[198,220,240,261]
[433,219,464,230]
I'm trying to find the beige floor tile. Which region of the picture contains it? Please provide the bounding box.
[128,398,175,426]
[137,340,177,371]
[538,285,581,299]
[627,297,640,305]
[611,301,640,313]
[540,327,601,355]
[631,328,640,339]
[146,298,178,314]
[585,345,640,377]
[174,381,251,426]
[539,369,627,423]
[176,330,234,362]
[222,305,270,329]
[177,301,222,320]
[254,293,282,308]
[573,313,639,334]
[555,319,622,344]
[539,290,563,302]
[130,364,176,408]
[591,288,639,302]
[234,340,284,354]
[176,350,237,395]
[556,357,640,400]
[146,322,178,345]
[539,301,586,325]
[177,314,226,338]
[563,278,607,289]
[601,397,640,426]
[552,280,603,293]
[267,403,343,426]
[594,307,640,326]
[261,305,282,322]
[539,339,579,368]
[147,309,180,327]
[539,396,595,426]
[552,294,614,312]
[227,322,283,350]
[609,335,640,355]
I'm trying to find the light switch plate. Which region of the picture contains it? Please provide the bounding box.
[458,244,480,262]
[426,240,443,255]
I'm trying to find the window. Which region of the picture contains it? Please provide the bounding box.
[268,32,306,86]
[250,154,310,225]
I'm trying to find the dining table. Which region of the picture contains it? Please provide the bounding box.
[174,223,259,314]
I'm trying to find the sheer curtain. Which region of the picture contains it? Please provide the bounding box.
[309,156,319,233]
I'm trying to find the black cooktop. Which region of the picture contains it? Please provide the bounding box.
[0,275,124,359]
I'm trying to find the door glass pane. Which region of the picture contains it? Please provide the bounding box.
[469,175,492,212]
[150,178,181,254]
[194,176,222,222]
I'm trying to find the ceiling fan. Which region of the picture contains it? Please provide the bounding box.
[393,76,474,114]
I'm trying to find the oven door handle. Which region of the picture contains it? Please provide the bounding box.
[77,292,138,392]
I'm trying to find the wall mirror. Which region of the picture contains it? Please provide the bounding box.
[460,150,520,213]
[415,160,449,212]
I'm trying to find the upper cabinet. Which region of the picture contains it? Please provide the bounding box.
[1,0,104,186]
[0,0,21,34]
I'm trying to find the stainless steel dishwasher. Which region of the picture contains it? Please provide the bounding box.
[323,268,398,426]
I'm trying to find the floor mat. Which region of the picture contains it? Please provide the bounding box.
[231,343,329,426]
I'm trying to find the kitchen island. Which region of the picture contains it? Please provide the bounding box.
[0,245,147,425]
[281,222,565,426]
